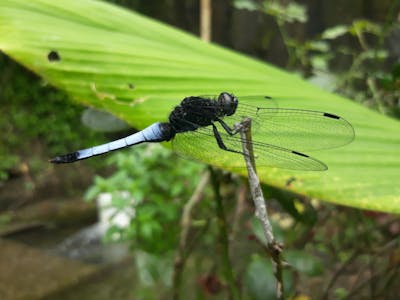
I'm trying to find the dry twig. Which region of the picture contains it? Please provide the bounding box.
[237,117,285,299]
[173,171,210,300]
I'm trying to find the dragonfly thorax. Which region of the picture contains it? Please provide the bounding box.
[168,92,238,133]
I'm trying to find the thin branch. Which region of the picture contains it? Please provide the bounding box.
[344,263,396,300]
[173,170,210,300]
[237,117,284,300]
[180,171,210,251]
[379,265,400,297]
[230,182,247,242]
[322,250,360,300]
[209,167,241,300]
[200,0,211,42]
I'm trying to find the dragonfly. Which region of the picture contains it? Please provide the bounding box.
[50,92,354,171]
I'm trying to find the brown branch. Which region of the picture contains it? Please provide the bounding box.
[344,264,396,300]
[322,250,360,300]
[237,117,285,300]
[200,0,211,42]
[230,182,247,242]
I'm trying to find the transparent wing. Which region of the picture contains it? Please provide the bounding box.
[171,94,353,170]
[231,101,355,151]
[172,125,327,171]
[190,95,354,151]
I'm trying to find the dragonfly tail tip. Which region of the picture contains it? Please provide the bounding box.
[49,152,79,164]
[49,156,63,164]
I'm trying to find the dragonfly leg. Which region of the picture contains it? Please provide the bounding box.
[216,118,240,136]
[212,123,244,155]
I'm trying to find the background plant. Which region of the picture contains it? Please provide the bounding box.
[234,0,400,116]
[85,144,207,254]
[0,56,105,182]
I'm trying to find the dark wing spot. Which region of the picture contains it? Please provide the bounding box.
[292,151,309,158]
[323,112,340,119]
[48,50,61,62]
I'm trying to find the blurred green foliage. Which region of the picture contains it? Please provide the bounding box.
[0,54,105,181]
[234,0,400,116]
[85,143,207,254]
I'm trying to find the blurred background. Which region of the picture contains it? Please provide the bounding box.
[0,0,399,299]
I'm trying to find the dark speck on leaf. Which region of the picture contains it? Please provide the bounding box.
[128,83,135,89]
[285,176,297,187]
[48,50,61,62]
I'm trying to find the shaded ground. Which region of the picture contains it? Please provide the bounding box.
[42,258,138,300]
[0,239,97,300]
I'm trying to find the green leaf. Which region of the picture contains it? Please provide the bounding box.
[321,25,349,40]
[233,0,259,11]
[349,19,382,36]
[1,0,399,213]
[244,256,277,300]
[265,1,307,23]
[285,250,323,276]
[245,255,292,299]
[334,287,349,299]
[307,40,330,52]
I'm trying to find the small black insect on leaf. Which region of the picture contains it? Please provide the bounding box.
[47,50,61,62]
[128,83,135,89]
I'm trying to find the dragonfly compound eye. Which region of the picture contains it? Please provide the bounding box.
[218,92,238,116]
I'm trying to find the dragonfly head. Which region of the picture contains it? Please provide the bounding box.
[218,92,238,116]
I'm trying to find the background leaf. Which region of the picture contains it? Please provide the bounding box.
[321,25,349,40]
[1,0,399,213]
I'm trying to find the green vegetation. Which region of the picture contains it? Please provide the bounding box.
[234,0,400,116]
[1,0,399,212]
[85,144,206,254]
[0,1,398,299]
[0,55,105,181]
